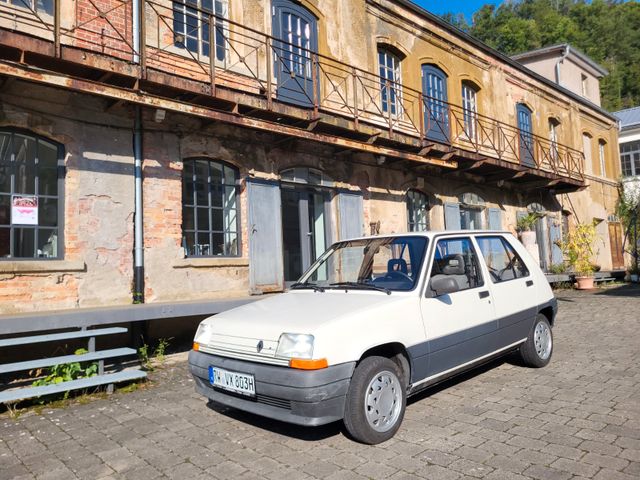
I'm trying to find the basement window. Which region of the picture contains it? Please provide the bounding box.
[0,130,64,259]
[173,0,228,61]
[182,158,239,257]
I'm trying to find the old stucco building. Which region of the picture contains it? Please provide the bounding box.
[0,0,622,315]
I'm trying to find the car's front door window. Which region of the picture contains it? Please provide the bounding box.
[428,237,483,295]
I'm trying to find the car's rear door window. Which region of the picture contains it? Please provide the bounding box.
[476,236,529,283]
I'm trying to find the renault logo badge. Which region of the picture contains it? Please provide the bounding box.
[256,340,264,353]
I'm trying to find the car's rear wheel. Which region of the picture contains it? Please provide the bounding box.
[518,313,553,368]
[343,356,406,444]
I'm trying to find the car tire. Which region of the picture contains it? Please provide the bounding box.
[343,355,406,444]
[518,314,553,368]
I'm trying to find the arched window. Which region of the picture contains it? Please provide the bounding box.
[378,47,403,116]
[461,81,479,140]
[406,190,430,232]
[182,158,239,257]
[458,192,485,230]
[517,103,534,167]
[582,132,593,175]
[280,167,333,187]
[422,64,449,142]
[598,140,607,177]
[0,130,63,259]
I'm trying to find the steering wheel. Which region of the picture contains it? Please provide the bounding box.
[492,257,516,281]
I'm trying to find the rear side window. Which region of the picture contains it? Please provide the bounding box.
[476,236,529,283]
[429,237,484,294]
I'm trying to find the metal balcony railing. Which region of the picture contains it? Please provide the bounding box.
[0,0,584,182]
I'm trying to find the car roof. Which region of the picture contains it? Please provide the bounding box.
[340,230,513,242]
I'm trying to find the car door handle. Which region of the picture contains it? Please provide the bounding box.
[478,290,490,299]
[526,280,534,287]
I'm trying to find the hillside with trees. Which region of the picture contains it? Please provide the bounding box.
[441,0,640,112]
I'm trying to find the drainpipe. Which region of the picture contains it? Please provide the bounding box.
[133,106,144,304]
[555,45,569,86]
[132,0,140,64]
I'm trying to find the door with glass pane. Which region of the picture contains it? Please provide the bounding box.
[517,104,535,167]
[281,188,329,284]
[422,65,449,143]
[272,0,318,107]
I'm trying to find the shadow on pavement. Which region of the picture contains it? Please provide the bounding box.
[206,400,344,441]
[593,283,640,297]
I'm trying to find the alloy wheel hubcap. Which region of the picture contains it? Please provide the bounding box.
[534,321,552,360]
[364,370,401,432]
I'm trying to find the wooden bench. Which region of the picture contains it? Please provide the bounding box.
[0,326,147,404]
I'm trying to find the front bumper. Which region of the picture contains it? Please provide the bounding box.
[188,350,355,427]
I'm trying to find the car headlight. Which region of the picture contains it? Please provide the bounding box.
[194,322,212,344]
[276,333,314,359]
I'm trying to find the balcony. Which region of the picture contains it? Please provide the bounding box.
[0,0,585,191]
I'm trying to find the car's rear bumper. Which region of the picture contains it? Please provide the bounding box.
[188,350,355,427]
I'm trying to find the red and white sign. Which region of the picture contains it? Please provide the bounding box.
[11,195,38,225]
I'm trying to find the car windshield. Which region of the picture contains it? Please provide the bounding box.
[296,236,428,292]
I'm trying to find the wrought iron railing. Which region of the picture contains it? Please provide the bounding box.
[0,0,584,181]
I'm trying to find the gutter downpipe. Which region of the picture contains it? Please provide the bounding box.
[555,45,569,86]
[133,0,144,304]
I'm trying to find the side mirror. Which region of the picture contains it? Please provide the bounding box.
[431,276,459,296]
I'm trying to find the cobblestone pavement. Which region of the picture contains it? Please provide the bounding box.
[2,285,640,480]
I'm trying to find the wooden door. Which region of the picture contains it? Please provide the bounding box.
[609,222,624,269]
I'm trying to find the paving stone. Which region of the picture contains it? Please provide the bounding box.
[550,457,600,478]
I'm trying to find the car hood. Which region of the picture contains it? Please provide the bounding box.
[199,290,412,341]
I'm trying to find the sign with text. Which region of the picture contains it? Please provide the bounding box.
[11,195,38,225]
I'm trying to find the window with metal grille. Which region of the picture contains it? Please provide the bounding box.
[182,158,239,257]
[378,48,402,116]
[173,0,228,61]
[0,130,63,259]
[461,82,478,139]
[406,190,430,232]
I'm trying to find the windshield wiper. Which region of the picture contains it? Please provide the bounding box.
[328,282,391,295]
[290,282,325,292]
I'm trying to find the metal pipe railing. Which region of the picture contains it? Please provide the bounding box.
[0,0,585,181]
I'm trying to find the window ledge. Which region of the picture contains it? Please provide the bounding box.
[0,260,86,274]
[173,257,250,268]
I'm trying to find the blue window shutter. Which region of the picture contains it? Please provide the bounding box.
[444,203,461,230]
[549,218,563,265]
[488,208,502,230]
[338,192,364,239]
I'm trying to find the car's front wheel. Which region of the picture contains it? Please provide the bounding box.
[343,356,406,444]
[518,313,553,368]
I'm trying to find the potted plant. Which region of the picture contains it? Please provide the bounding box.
[516,212,541,264]
[562,221,598,290]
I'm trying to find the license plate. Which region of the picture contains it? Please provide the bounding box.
[209,366,256,397]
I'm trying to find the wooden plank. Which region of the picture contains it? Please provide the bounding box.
[0,370,147,404]
[0,327,128,348]
[0,348,137,374]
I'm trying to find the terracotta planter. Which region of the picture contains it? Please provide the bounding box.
[575,276,595,290]
[519,231,537,247]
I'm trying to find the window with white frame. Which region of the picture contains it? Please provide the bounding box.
[548,118,560,161]
[378,48,402,116]
[406,190,430,232]
[173,0,228,61]
[598,140,607,177]
[461,82,478,139]
[182,158,239,257]
[582,133,593,174]
[0,130,63,259]
[3,0,53,15]
[621,140,640,177]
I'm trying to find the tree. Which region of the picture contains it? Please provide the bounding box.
[440,0,640,111]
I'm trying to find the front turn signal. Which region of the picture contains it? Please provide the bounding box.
[193,342,200,351]
[289,358,328,370]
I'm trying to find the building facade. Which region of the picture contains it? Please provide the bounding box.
[614,107,640,200]
[0,0,622,315]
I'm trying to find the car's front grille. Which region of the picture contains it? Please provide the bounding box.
[199,334,289,366]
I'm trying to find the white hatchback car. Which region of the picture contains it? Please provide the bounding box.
[189,231,557,444]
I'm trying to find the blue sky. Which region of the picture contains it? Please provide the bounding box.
[414,1,500,21]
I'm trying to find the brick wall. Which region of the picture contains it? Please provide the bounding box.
[75,0,133,61]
